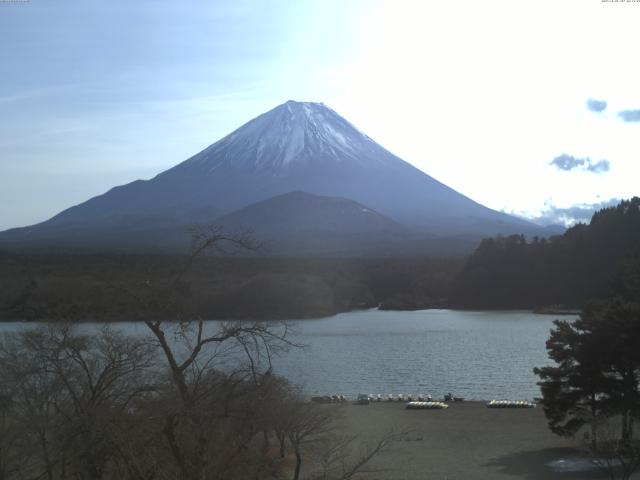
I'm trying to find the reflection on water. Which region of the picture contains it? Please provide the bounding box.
[0,309,570,401]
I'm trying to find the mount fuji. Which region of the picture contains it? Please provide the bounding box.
[0,100,549,254]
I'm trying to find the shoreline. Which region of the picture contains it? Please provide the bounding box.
[0,306,580,323]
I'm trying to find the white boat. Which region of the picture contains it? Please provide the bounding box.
[486,399,535,409]
[406,401,449,410]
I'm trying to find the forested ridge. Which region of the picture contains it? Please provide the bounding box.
[450,197,640,309]
[0,254,460,321]
[3,198,638,320]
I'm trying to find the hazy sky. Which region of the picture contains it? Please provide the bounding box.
[1,0,639,230]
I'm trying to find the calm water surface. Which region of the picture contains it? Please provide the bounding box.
[0,309,569,401]
[272,309,567,401]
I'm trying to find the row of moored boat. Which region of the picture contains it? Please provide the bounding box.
[368,394,437,402]
[406,401,449,409]
[486,400,536,408]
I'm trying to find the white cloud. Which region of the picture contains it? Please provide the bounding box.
[515,198,622,227]
[549,154,610,174]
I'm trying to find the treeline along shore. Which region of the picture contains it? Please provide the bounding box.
[0,254,461,321]
[451,197,640,309]
[1,197,638,322]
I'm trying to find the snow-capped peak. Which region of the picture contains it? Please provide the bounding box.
[170,100,395,175]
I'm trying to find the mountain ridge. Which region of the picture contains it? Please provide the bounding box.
[215,190,404,234]
[0,100,551,254]
[169,101,390,173]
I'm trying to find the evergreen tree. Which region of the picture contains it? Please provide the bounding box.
[452,197,640,309]
[535,258,640,448]
[533,308,609,445]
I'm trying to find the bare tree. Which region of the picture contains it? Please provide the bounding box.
[0,224,402,480]
[142,318,295,480]
[310,429,407,480]
[587,419,640,480]
[0,381,22,480]
[135,225,300,480]
[280,399,408,480]
[0,325,158,480]
[285,402,336,480]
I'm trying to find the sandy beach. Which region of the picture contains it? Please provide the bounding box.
[324,401,612,480]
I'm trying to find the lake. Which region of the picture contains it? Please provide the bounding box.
[0,309,568,401]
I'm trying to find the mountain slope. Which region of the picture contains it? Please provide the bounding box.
[215,191,415,256]
[0,100,545,253]
[216,191,403,235]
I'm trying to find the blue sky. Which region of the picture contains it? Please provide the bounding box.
[1,0,639,230]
